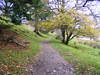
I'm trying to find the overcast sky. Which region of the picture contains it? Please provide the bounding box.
[0,0,100,25]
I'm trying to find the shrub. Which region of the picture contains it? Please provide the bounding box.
[0,16,14,26]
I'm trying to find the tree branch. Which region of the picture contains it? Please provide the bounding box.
[83,0,88,7]
[70,35,77,40]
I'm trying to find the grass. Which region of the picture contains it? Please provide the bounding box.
[50,38,100,75]
[1,24,100,75]
[73,39,100,49]
[0,25,48,74]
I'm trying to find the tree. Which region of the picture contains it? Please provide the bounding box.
[0,0,34,24]
[0,0,44,25]
[29,0,52,35]
[63,9,99,45]
[83,0,100,7]
[48,0,68,43]
[39,9,99,45]
[0,0,13,17]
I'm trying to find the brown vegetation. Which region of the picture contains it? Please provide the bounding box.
[0,29,29,51]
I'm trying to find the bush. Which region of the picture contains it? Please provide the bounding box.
[0,16,14,26]
[0,16,9,22]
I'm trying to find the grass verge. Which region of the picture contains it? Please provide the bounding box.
[50,38,100,75]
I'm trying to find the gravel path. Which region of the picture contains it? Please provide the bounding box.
[28,40,75,75]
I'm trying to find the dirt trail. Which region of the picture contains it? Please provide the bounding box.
[28,40,75,75]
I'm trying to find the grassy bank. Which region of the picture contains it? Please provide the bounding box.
[50,38,100,75]
[0,25,47,74]
[73,39,100,49]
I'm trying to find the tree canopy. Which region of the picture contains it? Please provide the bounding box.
[39,8,100,45]
[0,0,51,25]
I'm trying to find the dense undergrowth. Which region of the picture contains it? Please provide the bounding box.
[0,25,48,74]
[50,38,100,75]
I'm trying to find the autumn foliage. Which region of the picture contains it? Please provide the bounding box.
[39,8,100,45]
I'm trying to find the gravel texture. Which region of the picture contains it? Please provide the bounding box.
[27,40,75,75]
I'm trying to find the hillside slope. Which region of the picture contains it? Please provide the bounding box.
[0,19,46,74]
[50,38,100,75]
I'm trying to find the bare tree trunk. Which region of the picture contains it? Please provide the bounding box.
[34,26,41,36]
[61,28,65,43]
[0,30,2,34]
[65,32,72,45]
[34,12,41,36]
[65,38,69,45]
